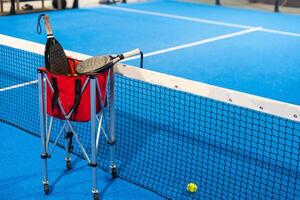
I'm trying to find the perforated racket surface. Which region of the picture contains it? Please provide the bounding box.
[76,49,141,74]
[43,15,69,75]
[76,55,112,74]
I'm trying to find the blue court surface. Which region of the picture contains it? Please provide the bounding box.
[0,123,163,200]
[0,0,300,105]
[0,0,300,199]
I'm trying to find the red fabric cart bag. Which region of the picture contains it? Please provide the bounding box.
[46,58,109,122]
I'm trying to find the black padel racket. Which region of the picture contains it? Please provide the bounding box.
[76,48,141,74]
[43,15,69,75]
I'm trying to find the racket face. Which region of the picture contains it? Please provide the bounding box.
[45,38,69,75]
[76,56,111,74]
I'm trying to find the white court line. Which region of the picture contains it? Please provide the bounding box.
[0,27,260,92]
[262,28,300,37]
[0,80,38,92]
[0,34,90,60]
[102,5,300,38]
[101,5,253,29]
[125,27,262,61]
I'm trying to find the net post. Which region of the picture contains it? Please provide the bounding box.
[89,76,99,198]
[108,68,117,177]
[274,0,279,12]
[38,70,49,190]
[215,0,221,6]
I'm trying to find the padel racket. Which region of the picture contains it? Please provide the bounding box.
[76,48,141,74]
[43,15,69,75]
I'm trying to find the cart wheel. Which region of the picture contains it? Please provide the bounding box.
[66,160,72,170]
[93,192,99,200]
[43,183,49,195]
[111,166,117,178]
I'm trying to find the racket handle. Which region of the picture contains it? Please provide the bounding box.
[122,48,141,59]
[43,15,53,36]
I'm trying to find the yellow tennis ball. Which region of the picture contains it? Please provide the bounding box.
[187,183,197,193]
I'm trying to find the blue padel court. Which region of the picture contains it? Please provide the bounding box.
[0,0,299,199]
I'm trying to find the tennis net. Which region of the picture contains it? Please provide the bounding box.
[0,34,299,200]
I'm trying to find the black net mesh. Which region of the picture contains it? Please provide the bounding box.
[113,75,300,200]
[0,44,299,200]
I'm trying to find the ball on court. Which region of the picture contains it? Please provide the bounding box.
[187,183,197,193]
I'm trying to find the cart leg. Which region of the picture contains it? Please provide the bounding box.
[108,69,116,178]
[65,131,73,170]
[38,71,49,195]
[90,77,99,200]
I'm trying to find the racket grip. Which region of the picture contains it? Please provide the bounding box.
[122,48,141,59]
[43,15,53,35]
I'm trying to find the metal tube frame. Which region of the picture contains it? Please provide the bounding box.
[38,69,115,199]
[64,125,72,170]
[38,71,49,188]
[109,68,116,177]
[90,76,99,196]
[44,75,91,162]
